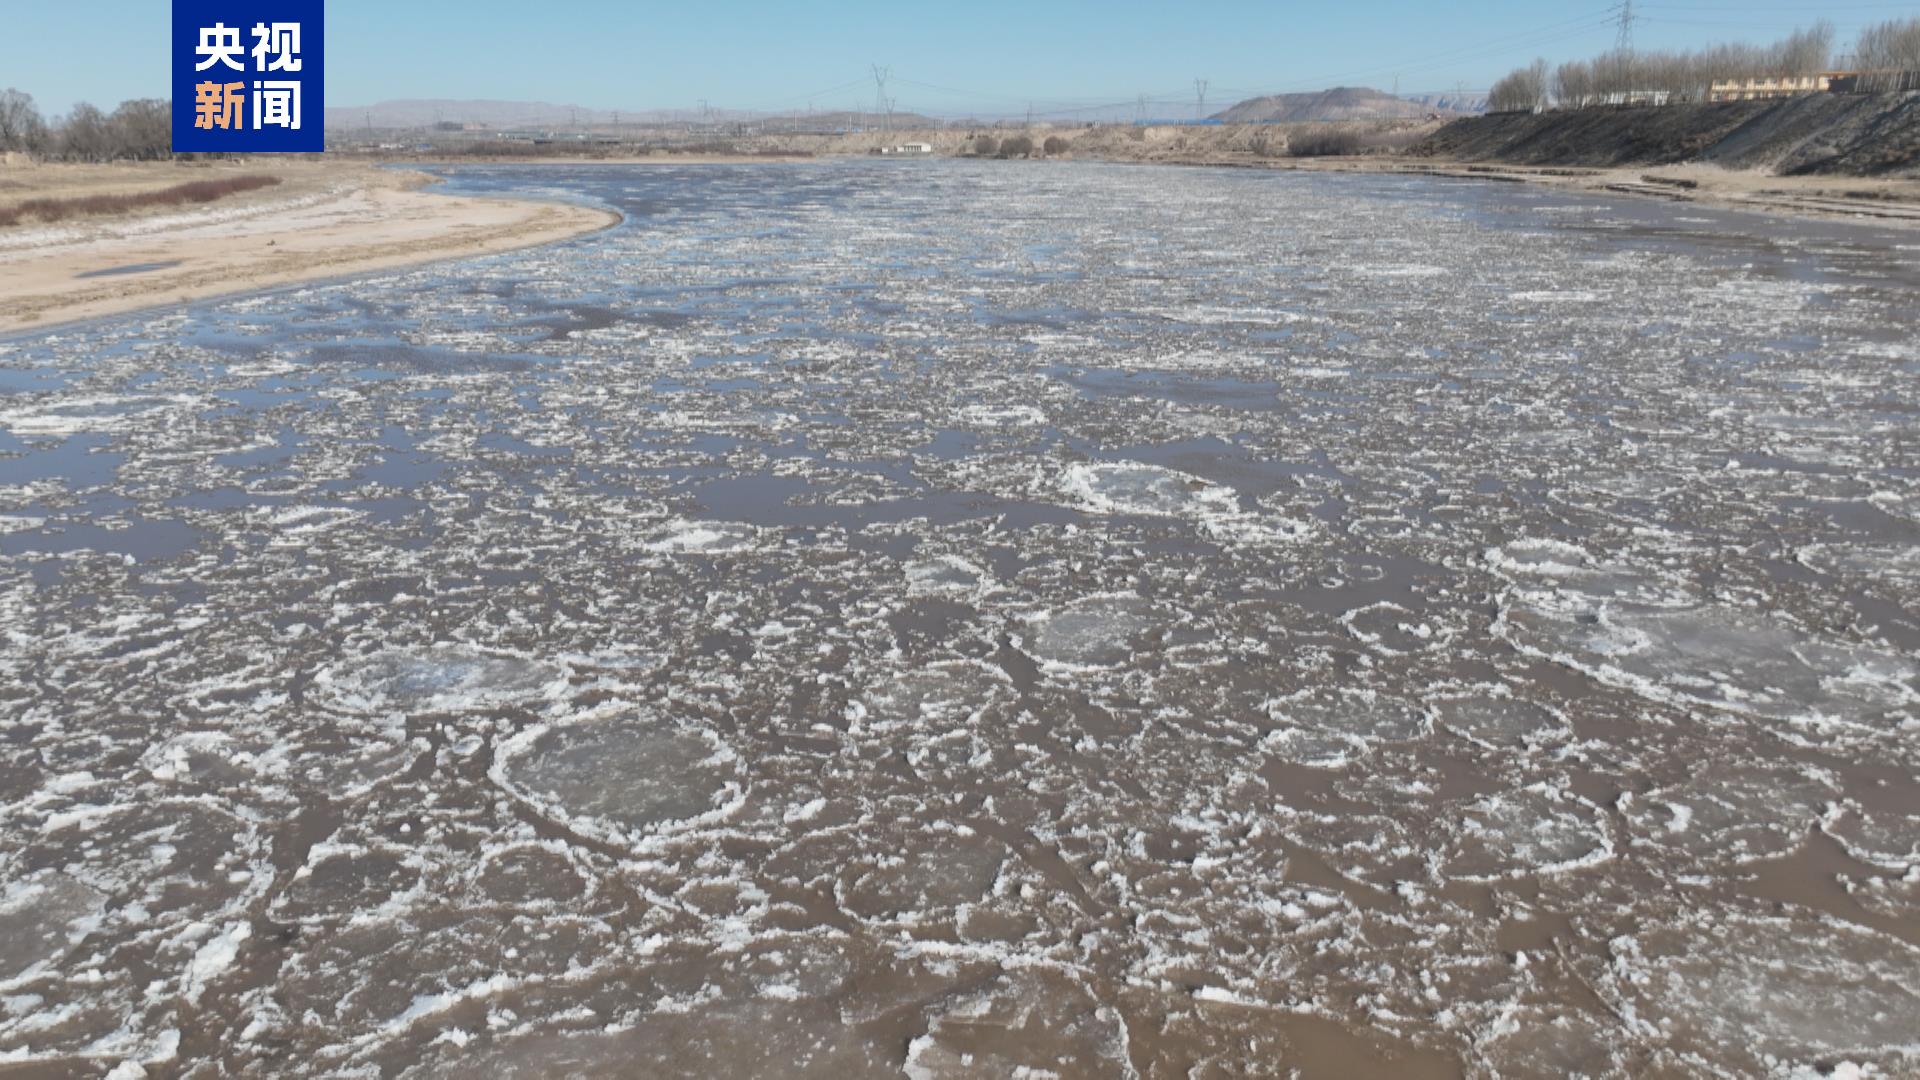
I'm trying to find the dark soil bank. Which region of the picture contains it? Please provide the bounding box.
[1415,91,1920,175]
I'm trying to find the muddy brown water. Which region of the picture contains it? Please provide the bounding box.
[0,161,1916,1077]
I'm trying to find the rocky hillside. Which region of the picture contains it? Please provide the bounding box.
[1211,87,1443,124]
[1414,91,1920,175]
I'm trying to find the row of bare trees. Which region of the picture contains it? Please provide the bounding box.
[1854,17,1920,91]
[1491,18,1920,113]
[0,90,174,161]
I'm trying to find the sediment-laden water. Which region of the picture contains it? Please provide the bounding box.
[2,161,1917,1077]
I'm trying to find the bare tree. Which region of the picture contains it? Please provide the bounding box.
[108,99,171,160]
[1775,21,1834,76]
[1855,17,1920,88]
[1553,60,1594,108]
[56,102,111,161]
[0,88,47,153]
[1489,59,1549,113]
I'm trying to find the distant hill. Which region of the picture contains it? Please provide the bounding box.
[325,99,716,131]
[326,99,942,133]
[1210,86,1448,123]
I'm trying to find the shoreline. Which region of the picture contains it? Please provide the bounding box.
[1183,154,1920,227]
[0,163,619,336]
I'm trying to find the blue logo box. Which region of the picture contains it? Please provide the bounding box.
[172,1,324,152]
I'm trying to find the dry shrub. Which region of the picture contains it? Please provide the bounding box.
[0,173,281,227]
[1287,125,1424,158]
[998,134,1035,158]
[1042,135,1071,156]
[1287,126,1363,157]
[971,135,1000,156]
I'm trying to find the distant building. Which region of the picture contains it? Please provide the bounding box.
[1708,73,1841,102]
[1600,90,1671,107]
[872,142,934,155]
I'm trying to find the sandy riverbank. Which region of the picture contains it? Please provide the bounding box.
[1182,155,1920,226]
[0,160,618,335]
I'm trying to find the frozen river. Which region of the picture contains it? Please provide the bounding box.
[2,160,1918,1076]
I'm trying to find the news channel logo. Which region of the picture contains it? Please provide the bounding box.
[172,2,324,152]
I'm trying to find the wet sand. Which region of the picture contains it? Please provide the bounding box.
[0,162,618,334]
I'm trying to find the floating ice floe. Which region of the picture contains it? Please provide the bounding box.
[1263,689,1429,768]
[1620,765,1835,866]
[903,554,989,597]
[641,519,765,555]
[1605,911,1920,1071]
[1056,460,1313,543]
[958,403,1046,428]
[1059,461,1238,518]
[491,709,743,849]
[0,393,202,437]
[0,870,107,985]
[905,971,1136,1080]
[1023,592,1159,672]
[1507,602,1918,729]
[1428,691,1567,749]
[856,659,1008,735]
[839,830,1006,921]
[1442,784,1612,882]
[313,646,569,716]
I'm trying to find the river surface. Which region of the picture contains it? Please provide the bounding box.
[2,160,1918,1077]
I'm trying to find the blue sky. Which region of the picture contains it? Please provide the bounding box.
[4,1,1906,119]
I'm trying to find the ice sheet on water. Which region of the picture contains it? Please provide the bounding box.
[1474,1006,1628,1079]
[314,646,568,716]
[1621,765,1835,865]
[1503,599,1918,728]
[273,843,429,925]
[1443,784,1611,882]
[640,519,765,555]
[1606,910,1920,1070]
[492,709,740,848]
[1059,461,1238,519]
[418,999,895,1079]
[856,659,1009,735]
[1056,461,1310,543]
[1023,592,1158,671]
[839,831,1006,921]
[903,554,988,598]
[0,393,201,437]
[0,870,107,985]
[905,970,1135,1080]
[1428,690,1568,749]
[1263,689,1429,767]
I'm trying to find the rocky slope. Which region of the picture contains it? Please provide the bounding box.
[1414,91,1920,175]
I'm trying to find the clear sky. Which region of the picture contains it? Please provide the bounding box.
[4,1,1909,120]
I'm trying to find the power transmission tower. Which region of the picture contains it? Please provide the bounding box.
[871,65,891,133]
[1615,0,1635,54]
[1193,78,1209,122]
[1136,93,1147,125]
